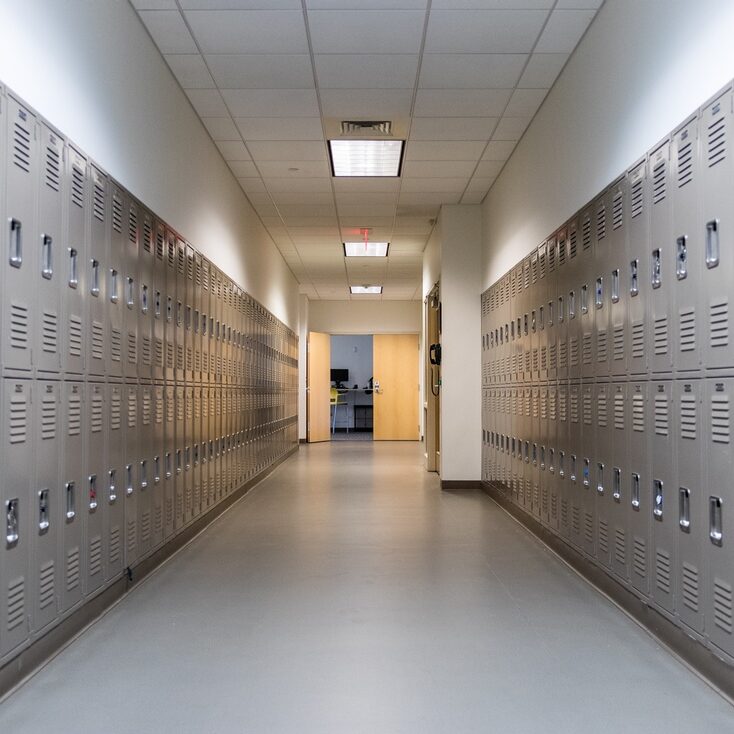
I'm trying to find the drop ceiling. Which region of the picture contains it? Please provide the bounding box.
[132,0,603,301]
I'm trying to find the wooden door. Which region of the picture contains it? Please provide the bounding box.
[373,334,419,440]
[307,331,331,442]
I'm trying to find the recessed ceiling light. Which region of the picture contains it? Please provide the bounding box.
[350,285,383,295]
[343,241,389,257]
[329,139,404,177]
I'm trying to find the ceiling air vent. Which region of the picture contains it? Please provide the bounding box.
[340,120,392,136]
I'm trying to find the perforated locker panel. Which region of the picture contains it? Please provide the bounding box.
[137,211,154,381]
[555,229,569,381]
[151,384,164,550]
[193,251,203,382]
[174,384,185,529]
[674,380,704,635]
[192,385,202,519]
[594,381,613,569]
[36,124,63,375]
[608,177,627,377]
[568,381,583,550]
[106,185,125,379]
[175,241,186,384]
[593,188,612,379]
[163,383,175,540]
[164,231,176,382]
[610,383,629,582]
[87,167,108,378]
[628,382,651,597]
[0,379,31,659]
[123,197,140,380]
[580,381,595,558]
[557,382,570,540]
[123,382,139,566]
[201,258,210,385]
[32,380,60,634]
[183,385,194,524]
[83,382,105,594]
[137,384,153,558]
[105,383,124,581]
[152,222,166,381]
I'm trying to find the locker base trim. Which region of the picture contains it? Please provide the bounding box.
[481,481,734,703]
[441,480,482,491]
[0,445,298,701]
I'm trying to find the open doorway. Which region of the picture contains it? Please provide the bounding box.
[330,335,373,441]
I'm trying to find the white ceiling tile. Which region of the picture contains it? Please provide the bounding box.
[492,116,532,140]
[181,1,302,8]
[405,141,485,161]
[205,55,314,88]
[248,141,326,161]
[419,54,526,89]
[308,10,425,54]
[258,160,331,177]
[201,116,241,140]
[229,160,260,177]
[315,54,419,89]
[138,11,198,53]
[397,203,441,216]
[409,117,497,141]
[401,177,469,193]
[264,177,333,192]
[132,0,178,9]
[425,10,547,53]
[235,117,323,140]
[216,140,251,160]
[414,89,511,117]
[237,177,267,192]
[271,191,335,205]
[482,140,515,161]
[393,222,434,235]
[339,216,394,228]
[518,53,570,88]
[465,176,496,192]
[184,10,308,53]
[222,89,320,116]
[337,205,396,218]
[333,178,400,193]
[319,89,413,118]
[335,192,398,206]
[280,204,336,217]
[474,160,504,178]
[399,192,461,206]
[185,88,228,116]
[164,54,215,88]
[535,9,596,53]
[402,160,477,178]
[287,218,339,228]
[555,0,603,9]
[504,88,547,116]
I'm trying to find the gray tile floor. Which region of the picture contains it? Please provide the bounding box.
[2,442,733,733]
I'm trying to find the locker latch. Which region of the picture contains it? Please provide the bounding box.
[140,460,148,489]
[709,496,723,546]
[90,259,100,296]
[653,479,664,519]
[126,464,134,496]
[68,248,78,289]
[705,220,720,269]
[41,234,53,279]
[9,218,22,268]
[612,467,621,502]
[582,458,590,487]
[65,482,76,521]
[108,469,117,503]
[88,475,98,511]
[679,487,691,532]
[651,249,662,289]
[5,498,19,546]
[38,489,50,532]
[676,236,688,280]
[596,463,604,494]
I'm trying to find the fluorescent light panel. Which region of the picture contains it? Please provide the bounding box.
[350,285,383,295]
[329,139,404,177]
[343,241,389,257]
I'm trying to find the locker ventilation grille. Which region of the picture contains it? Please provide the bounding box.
[42,311,58,354]
[597,331,607,363]
[709,301,729,348]
[582,218,591,250]
[128,208,138,244]
[66,549,80,591]
[682,562,699,613]
[713,578,733,633]
[155,393,164,424]
[677,140,693,187]
[711,396,730,443]
[71,165,85,209]
[155,339,164,368]
[165,498,174,528]
[598,519,609,554]
[13,121,31,173]
[41,395,57,440]
[10,303,30,351]
[45,144,61,192]
[143,220,152,252]
[596,205,606,240]
[112,196,123,233]
[653,316,668,355]
[549,391,557,421]
[630,178,643,218]
[655,549,671,593]
[91,321,104,361]
[111,328,121,362]
[561,340,569,368]
[91,394,103,433]
[569,229,577,258]
[156,230,165,259]
[69,317,83,358]
[559,392,567,422]
[652,160,666,204]
[584,513,594,545]
[613,326,624,361]
[561,499,568,527]
[632,322,644,360]
[110,393,121,431]
[582,334,592,365]
[141,512,151,543]
[7,577,25,631]
[680,396,697,439]
[68,394,82,436]
[583,394,592,425]
[531,256,538,284]
[155,506,163,536]
[612,192,623,229]
[128,392,137,428]
[93,181,105,222]
[614,529,626,567]
[143,392,152,425]
[633,538,647,578]
[548,243,556,271]
[654,394,669,436]
[109,526,121,568]
[570,393,579,423]
[549,343,556,369]
[707,114,726,167]
[127,333,137,364]
[9,393,28,444]
[597,393,607,427]
[614,393,624,429]
[558,239,566,265]
[39,561,55,610]
[678,309,696,352]
[571,506,580,535]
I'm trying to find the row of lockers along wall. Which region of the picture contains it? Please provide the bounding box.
[481,83,733,384]
[0,84,299,666]
[480,82,734,667]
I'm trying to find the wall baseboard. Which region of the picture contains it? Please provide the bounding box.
[481,481,734,702]
[0,445,298,702]
[441,480,482,491]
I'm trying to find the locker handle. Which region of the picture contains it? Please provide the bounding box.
[582,458,590,487]
[629,259,639,297]
[90,260,100,296]
[5,498,19,546]
[126,464,134,496]
[651,249,662,289]
[612,467,621,502]
[141,284,149,314]
[41,234,53,279]
[595,278,603,309]
[38,489,50,532]
[581,284,589,314]
[705,220,720,268]
[65,482,76,521]
[676,236,688,280]
[109,269,119,303]
[154,456,161,484]
[165,452,172,480]
[108,469,117,503]
[631,473,641,510]
[709,496,723,546]
[679,487,691,532]
[68,248,78,289]
[596,462,605,494]
[88,475,98,511]
[611,269,620,303]
[653,479,663,519]
[140,460,148,489]
[126,277,135,308]
[9,218,22,268]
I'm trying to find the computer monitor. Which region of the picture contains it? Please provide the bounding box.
[331,368,349,384]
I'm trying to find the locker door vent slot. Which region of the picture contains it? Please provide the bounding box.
[654,395,669,435]
[707,114,726,167]
[653,316,668,354]
[10,303,30,351]
[90,395,103,433]
[679,309,696,351]
[9,393,28,444]
[677,140,693,187]
[709,301,729,348]
[65,548,80,591]
[13,120,31,173]
[109,526,121,567]
[128,208,138,244]
[42,311,58,354]
[612,192,623,229]
[597,394,607,427]
[569,228,577,258]
[680,396,697,440]
[39,560,55,609]
[582,333,592,365]
[596,205,606,241]
[41,395,56,440]
[711,396,730,443]
[633,537,646,577]
[655,549,671,592]
[632,321,644,359]
[141,512,151,543]
[68,395,81,436]
[111,196,123,233]
[91,322,104,361]
[681,562,699,612]
[614,529,626,567]
[111,328,121,362]
[598,519,609,553]
[45,144,60,191]
[93,181,105,222]
[582,217,591,250]
[71,165,85,208]
[584,513,594,544]
[597,331,607,362]
[6,577,26,630]
[652,160,666,203]
[614,393,625,429]
[713,578,733,633]
[630,178,643,218]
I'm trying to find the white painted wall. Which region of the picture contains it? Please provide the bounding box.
[308,300,421,334]
[483,0,734,287]
[0,0,298,328]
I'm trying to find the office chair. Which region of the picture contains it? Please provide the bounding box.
[330,387,349,435]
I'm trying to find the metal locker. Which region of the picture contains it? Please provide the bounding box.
[0,378,31,658]
[626,158,650,376]
[579,380,595,558]
[538,384,549,525]
[566,219,582,381]
[2,96,38,375]
[593,189,611,378]
[537,243,548,383]
[609,382,629,583]
[175,240,186,383]
[87,166,108,378]
[152,222,166,381]
[215,386,223,501]
[650,380,677,618]
[137,383,153,557]
[530,386,540,518]
[593,381,613,569]
[648,139,674,375]
[174,384,185,529]
[83,381,105,594]
[193,251,203,383]
[35,123,63,376]
[546,237,558,383]
[704,377,734,660]
[674,379,705,636]
[137,211,154,381]
[208,386,217,503]
[577,209,595,381]
[555,228,569,382]
[105,382,124,581]
[122,197,140,380]
[151,383,164,549]
[59,381,84,613]
[192,384,202,518]
[123,382,139,565]
[31,380,61,634]
[183,385,193,523]
[557,381,571,541]
[163,383,175,539]
[201,385,210,512]
[547,382,559,532]
[700,87,734,375]
[671,116,702,375]
[185,244,195,382]
[607,178,627,377]
[521,256,532,384]
[201,258,211,385]
[164,232,176,383]
[107,183,125,379]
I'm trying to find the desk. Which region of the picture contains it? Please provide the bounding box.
[331,388,373,431]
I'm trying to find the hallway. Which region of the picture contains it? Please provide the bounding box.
[1,442,731,732]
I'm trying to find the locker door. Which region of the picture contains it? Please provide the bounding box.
[568,381,582,549]
[87,167,108,377]
[175,240,186,383]
[546,237,557,383]
[36,124,63,376]
[215,386,223,500]
[163,384,175,539]
[521,256,531,384]
[538,385,549,525]
[0,379,31,657]
[201,258,210,385]
[649,140,674,375]
[32,380,61,634]
[566,221,581,381]
[579,210,595,380]
[651,381,677,618]
[594,381,612,569]
[137,212,154,381]
[201,385,210,511]
[185,245,195,382]
[152,223,166,381]
[62,146,87,376]
[84,382,105,594]
[123,198,140,380]
[610,383,629,583]
[593,190,611,378]
[60,381,84,613]
[193,252,203,383]
[174,384,185,529]
[122,382,138,567]
[547,382,559,532]
[626,159,650,376]
[608,179,627,377]
[701,87,734,375]
[537,243,548,383]
[704,378,734,660]
[671,116,702,375]
[151,384,164,549]
[530,386,540,518]
[192,385,202,518]
[164,233,176,382]
[107,184,125,378]
[557,382,571,541]
[138,384,153,557]
[675,380,704,635]
[2,97,38,375]
[579,380,595,557]
[183,385,193,523]
[106,383,124,581]
[556,228,569,381]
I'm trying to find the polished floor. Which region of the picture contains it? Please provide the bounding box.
[2,442,733,733]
